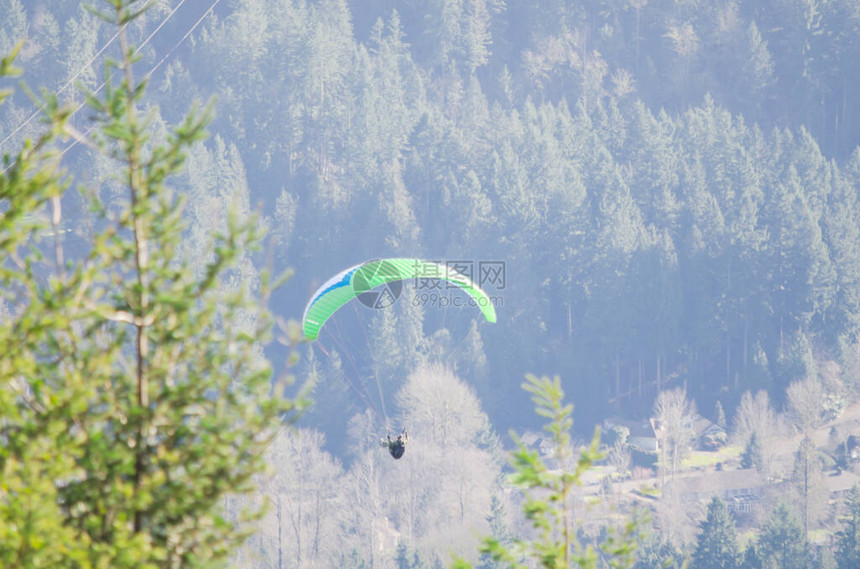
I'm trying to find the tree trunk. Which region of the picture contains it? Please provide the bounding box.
[568,302,572,337]
[277,495,283,569]
[313,489,321,560]
[726,331,731,391]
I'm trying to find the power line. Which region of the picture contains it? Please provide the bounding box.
[0,24,121,153]
[142,0,221,83]
[2,0,217,172]
[61,0,219,154]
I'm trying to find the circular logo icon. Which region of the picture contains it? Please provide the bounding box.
[353,259,403,309]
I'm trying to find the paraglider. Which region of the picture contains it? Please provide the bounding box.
[302,258,497,340]
[381,429,408,459]
[301,258,497,459]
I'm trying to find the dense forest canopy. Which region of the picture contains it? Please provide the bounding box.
[5,0,860,567]
[3,0,860,440]
[4,0,860,435]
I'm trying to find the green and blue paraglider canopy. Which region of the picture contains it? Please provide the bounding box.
[302,258,497,340]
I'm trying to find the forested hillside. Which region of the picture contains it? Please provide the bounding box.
[4,0,860,432]
[3,0,860,567]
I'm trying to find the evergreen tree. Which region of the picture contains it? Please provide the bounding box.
[762,162,835,352]
[715,400,727,428]
[453,375,639,569]
[223,0,269,95]
[0,0,27,59]
[464,0,494,73]
[819,545,838,569]
[741,431,764,471]
[738,21,775,116]
[29,8,63,91]
[691,497,741,569]
[757,503,808,569]
[775,328,817,394]
[0,42,81,568]
[835,486,860,569]
[742,542,763,569]
[477,495,513,569]
[60,6,100,95]
[631,515,684,569]
[791,435,828,536]
[432,0,466,70]
[822,161,860,347]
[397,540,432,569]
[339,548,370,569]
[0,3,305,566]
[396,541,412,569]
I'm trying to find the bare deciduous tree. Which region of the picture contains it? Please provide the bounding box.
[820,359,847,422]
[250,429,345,569]
[396,363,491,446]
[392,364,498,562]
[608,436,632,510]
[653,387,696,487]
[787,376,825,433]
[733,390,781,480]
[790,436,829,537]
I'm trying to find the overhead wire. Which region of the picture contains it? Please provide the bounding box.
[3,0,425,446]
[0,21,123,153]
[2,0,220,173]
[140,0,221,83]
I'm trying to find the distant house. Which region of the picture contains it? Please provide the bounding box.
[603,418,658,453]
[823,470,860,499]
[685,413,728,450]
[701,424,728,450]
[670,469,765,505]
[571,432,587,449]
[514,429,587,458]
[690,414,713,440]
[729,494,760,515]
[848,435,860,461]
[516,430,555,457]
[505,431,573,474]
[518,430,541,449]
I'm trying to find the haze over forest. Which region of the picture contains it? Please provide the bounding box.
[4,0,860,568]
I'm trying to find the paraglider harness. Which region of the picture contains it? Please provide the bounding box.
[382,429,408,459]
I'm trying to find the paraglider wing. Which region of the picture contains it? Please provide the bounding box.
[302,258,497,340]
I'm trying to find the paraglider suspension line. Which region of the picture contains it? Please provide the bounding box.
[352,302,390,427]
[319,327,385,426]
